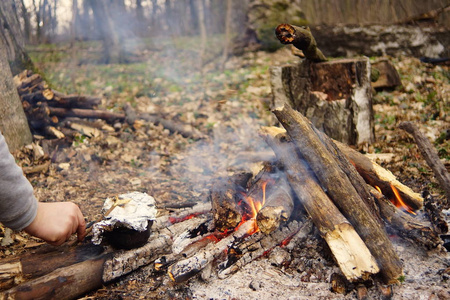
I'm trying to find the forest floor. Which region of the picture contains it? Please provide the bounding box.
[1,38,449,299]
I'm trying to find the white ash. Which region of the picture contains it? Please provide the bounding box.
[92,192,157,245]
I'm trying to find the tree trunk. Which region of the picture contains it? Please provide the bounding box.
[87,0,126,64]
[0,40,32,151]
[0,0,35,75]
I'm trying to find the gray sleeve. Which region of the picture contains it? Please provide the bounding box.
[0,131,37,231]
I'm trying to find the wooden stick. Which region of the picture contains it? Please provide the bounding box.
[271,104,403,283]
[48,107,125,123]
[260,126,379,282]
[399,121,450,204]
[275,23,327,62]
[333,139,424,211]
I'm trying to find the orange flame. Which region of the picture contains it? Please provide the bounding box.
[235,180,269,235]
[390,184,416,215]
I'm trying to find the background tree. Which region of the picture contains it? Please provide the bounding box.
[0,0,34,75]
[86,0,127,63]
[0,38,32,152]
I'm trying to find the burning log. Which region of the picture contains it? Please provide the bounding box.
[218,219,313,279]
[369,186,442,249]
[255,174,294,234]
[399,121,450,204]
[168,220,255,283]
[332,139,424,211]
[260,126,379,282]
[271,103,404,283]
[210,172,252,232]
[275,24,327,62]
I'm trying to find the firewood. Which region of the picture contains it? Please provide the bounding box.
[48,107,125,123]
[0,214,207,299]
[17,73,43,91]
[260,126,379,282]
[255,175,294,234]
[0,244,105,291]
[275,23,327,62]
[210,173,252,232]
[271,104,404,284]
[312,126,382,223]
[370,186,442,249]
[332,139,424,211]
[399,121,450,204]
[423,191,448,234]
[218,220,312,279]
[51,90,100,109]
[168,220,255,283]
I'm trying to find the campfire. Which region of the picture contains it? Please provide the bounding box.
[1,101,446,299]
[1,24,448,300]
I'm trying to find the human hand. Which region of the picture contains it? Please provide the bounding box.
[24,202,86,246]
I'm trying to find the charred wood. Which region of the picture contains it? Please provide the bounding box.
[210,173,252,232]
[218,220,312,279]
[260,126,379,282]
[271,104,403,283]
[423,190,448,235]
[370,187,442,250]
[168,221,255,283]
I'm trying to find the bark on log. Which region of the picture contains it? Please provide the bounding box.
[370,186,442,249]
[271,104,403,283]
[260,126,379,282]
[399,121,450,204]
[275,24,327,62]
[0,218,192,299]
[333,139,424,211]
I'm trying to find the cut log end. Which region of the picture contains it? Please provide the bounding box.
[324,223,380,282]
[275,24,296,44]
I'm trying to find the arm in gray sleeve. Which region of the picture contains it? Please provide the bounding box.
[0,131,37,231]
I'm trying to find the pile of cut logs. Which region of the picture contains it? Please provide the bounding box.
[14,70,204,140]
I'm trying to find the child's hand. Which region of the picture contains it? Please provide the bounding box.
[24,202,86,245]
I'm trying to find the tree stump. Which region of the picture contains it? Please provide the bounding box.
[270,57,375,145]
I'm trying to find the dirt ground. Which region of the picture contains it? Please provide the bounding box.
[1,44,449,299]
